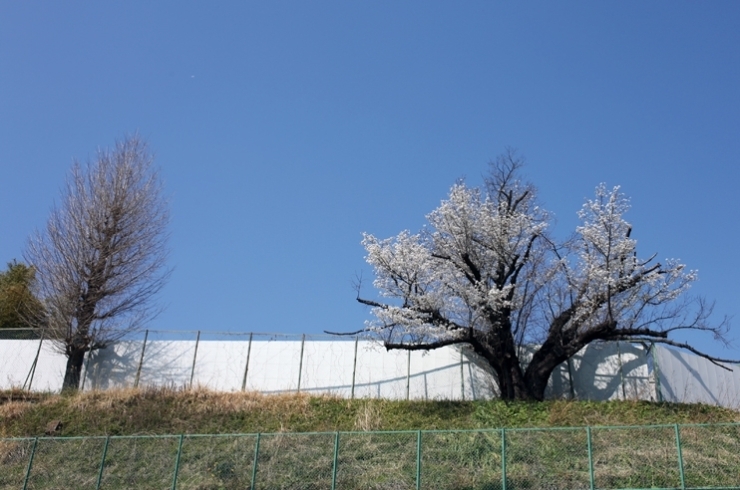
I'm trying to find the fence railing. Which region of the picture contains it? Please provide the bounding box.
[2,423,739,489]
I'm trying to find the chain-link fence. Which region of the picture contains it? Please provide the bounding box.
[2,423,739,489]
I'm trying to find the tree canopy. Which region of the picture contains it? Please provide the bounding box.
[25,136,170,390]
[355,152,732,401]
[0,260,44,337]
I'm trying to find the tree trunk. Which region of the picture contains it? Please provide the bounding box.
[523,357,560,402]
[62,347,86,391]
[475,327,535,401]
[496,358,532,400]
[524,333,582,401]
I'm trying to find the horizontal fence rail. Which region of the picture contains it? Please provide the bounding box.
[2,424,740,489]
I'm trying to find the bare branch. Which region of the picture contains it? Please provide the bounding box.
[24,135,170,390]
[356,296,387,309]
[324,328,367,336]
[616,337,737,370]
[384,336,467,351]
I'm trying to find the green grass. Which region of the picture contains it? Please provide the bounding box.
[3,426,740,489]
[1,388,740,489]
[1,387,738,438]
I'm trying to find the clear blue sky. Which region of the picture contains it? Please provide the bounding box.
[1,2,739,358]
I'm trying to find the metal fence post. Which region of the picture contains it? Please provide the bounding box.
[251,433,261,489]
[297,334,306,393]
[460,350,465,401]
[171,434,184,490]
[95,436,111,490]
[566,357,576,399]
[586,427,595,490]
[80,350,91,391]
[189,331,201,389]
[616,341,626,400]
[22,437,38,490]
[675,424,686,489]
[500,429,507,490]
[650,342,662,402]
[416,430,422,490]
[406,350,411,401]
[331,432,340,490]
[351,337,358,399]
[23,336,44,392]
[134,330,149,388]
[242,332,253,391]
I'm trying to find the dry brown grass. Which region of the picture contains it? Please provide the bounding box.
[353,399,385,431]
[1,387,738,438]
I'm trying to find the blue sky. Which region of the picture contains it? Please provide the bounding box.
[1,2,739,358]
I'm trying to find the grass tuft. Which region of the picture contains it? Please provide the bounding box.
[0,388,738,438]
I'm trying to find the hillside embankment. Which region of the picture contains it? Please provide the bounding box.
[1,387,738,437]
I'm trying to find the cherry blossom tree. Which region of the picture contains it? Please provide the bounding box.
[354,152,732,401]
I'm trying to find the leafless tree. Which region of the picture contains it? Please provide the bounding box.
[25,136,170,390]
[350,150,734,401]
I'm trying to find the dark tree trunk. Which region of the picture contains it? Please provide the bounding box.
[522,318,617,401]
[473,324,536,401]
[63,297,96,391]
[522,331,577,401]
[523,352,567,401]
[496,357,532,400]
[62,347,86,391]
[486,346,566,401]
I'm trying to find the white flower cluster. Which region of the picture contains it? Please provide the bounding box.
[362,179,696,346]
[568,184,694,331]
[363,183,549,342]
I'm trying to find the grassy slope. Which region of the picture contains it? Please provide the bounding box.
[1,387,738,438]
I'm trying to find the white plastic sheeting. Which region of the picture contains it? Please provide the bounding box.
[2,334,735,407]
[0,339,43,389]
[567,342,653,401]
[0,339,67,392]
[85,337,494,400]
[653,345,740,408]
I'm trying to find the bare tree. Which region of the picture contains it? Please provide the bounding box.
[352,151,733,401]
[25,136,170,390]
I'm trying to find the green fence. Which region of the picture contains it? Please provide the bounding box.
[2,424,739,489]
